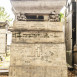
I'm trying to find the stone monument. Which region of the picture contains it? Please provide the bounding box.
[0,21,8,61]
[9,0,68,77]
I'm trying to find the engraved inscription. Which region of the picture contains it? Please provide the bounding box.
[12,31,64,43]
[10,44,66,66]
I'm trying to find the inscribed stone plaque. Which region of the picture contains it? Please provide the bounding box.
[12,31,64,43]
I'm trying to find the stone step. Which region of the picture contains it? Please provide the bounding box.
[10,43,66,66]
[9,66,67,77]
[13,21,63,31]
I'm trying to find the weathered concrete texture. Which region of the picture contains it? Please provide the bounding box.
[10,44,67,66]
[9,66,67,77]
[66,0,76,67]
[0,29,6,54]
[11,0,66,14]
[13,21,63,31]
[12,31,64,43]
[9,22,68,77]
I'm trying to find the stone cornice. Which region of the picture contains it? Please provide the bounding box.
[11,0,66,14]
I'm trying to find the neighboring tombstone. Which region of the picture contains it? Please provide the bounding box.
[73,0,77,75]
[9,0,67,77]
[0,21,8,61]
[66,0,76,68]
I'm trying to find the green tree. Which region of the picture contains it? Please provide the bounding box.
[59,13,64,22]
[0,7,12,22]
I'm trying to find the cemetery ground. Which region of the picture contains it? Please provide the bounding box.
[0,50,10,77]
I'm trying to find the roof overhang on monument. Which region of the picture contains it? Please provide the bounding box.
[11,0,66,14]
[0,21,9,27]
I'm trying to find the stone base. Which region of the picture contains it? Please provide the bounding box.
[9,43,68,77]
[9,66,67,77]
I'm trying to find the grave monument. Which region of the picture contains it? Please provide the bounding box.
[9,0,68,77]
[0,21,8,61]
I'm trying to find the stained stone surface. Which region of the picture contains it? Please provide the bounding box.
[10,44,66,66]
[0,29,6,54]
[12,31,64,43]
[11,0,66,14]
[13,21,63,31]
[9,22,68,77]
[9,66,67,77]
[9,0,67,76]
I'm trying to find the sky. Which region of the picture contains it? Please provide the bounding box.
[0,0,15,21]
